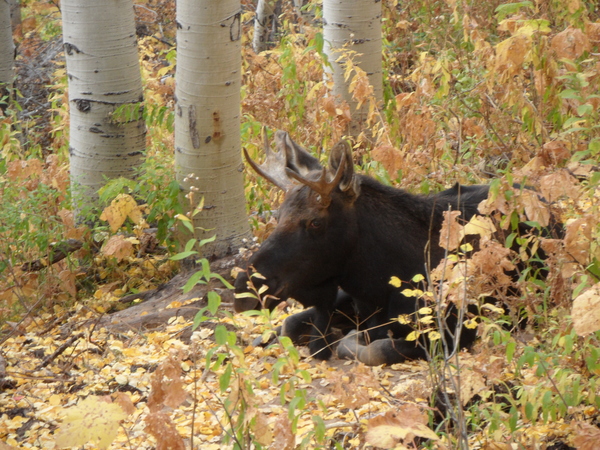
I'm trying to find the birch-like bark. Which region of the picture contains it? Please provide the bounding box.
[175,0,250,258]
[0,0,14,86]
[323,0,382,135]
[9,0,19,32]
[62,0,145,210]
[253,0,277,53]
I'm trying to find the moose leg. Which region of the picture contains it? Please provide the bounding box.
[280,308,318,345]
[280,307,336,359]
[306,306,335,360]
[337,330,427,366]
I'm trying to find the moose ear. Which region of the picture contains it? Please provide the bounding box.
[329,140,360,197]
[275,130,322,175]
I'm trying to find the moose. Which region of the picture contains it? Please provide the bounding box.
[234,130,554,366]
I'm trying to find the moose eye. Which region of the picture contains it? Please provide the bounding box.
[308,219,322,229]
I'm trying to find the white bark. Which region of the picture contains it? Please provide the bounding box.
[62,0,145,208]
[253,0,277,53]
[174,0,250,258]
[0,0,14,85]
[9,0,19,32]
[323,0,382,135]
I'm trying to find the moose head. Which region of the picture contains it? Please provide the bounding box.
[234,130,360,317]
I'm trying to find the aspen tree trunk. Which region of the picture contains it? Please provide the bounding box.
[323,0,382,135]
[174,0,250,258]
[253,0,278,53]
[0,0,14,86]
[9,0,19,32]
[62,0,145,210]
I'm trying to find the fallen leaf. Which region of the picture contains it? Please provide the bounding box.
[101,235,134,261]
[54,396,128,449]
[366,404,438,448]
[572,283,600,336]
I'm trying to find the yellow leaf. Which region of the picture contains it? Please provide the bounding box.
[428,331,441,341]
[418,307,433,315]
[99,194,143,232]
[397,314,412,325]
[412,273,425,283]
[406,331,420,341]
[464,318,479,329]
[389,276,402,288]
[401,288,423,297]
[54,396,128,449]
[418,315,434,325]
[463,215,496,239]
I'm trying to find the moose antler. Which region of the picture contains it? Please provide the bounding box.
[285,153,347,207]
[244,128,350,205]
[243,129,295,191]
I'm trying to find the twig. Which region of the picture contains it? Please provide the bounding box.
[21,239,83,272]
[36,333,83,370]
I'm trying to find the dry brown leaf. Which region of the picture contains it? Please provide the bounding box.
[572,283,600,336]
[519,190,550,227]
[113,392,136,415]
[539,170,581,203]
[372,144,403,176]
[366,405,438,448]
[495,34,530,76]
[101,235,134,261]
[571,421,600,450]
[329,364,379,409]
[551,26,590,61]
[58,269,77,298]
[586,22,600,43]
[482,443,513,450]
[252,409,273,446]
[457,369,487,406]
[439,210,463,251]
[272,414,295,450]
[538,140,571,166]
[147,354,188,411]
[144,411,186,450]
[564,217,594,266]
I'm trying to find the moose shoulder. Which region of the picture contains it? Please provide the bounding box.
[234,131,551,365]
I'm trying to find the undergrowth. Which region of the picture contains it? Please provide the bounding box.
[1,0,600,448]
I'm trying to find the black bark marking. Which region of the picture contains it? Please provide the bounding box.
[63,42,81,55]
[75,99,91,112]
[212,111,222,141]
[188,105,200,149]
[229,12,241,41]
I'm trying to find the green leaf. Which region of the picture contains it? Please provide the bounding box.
[198,234,217,247]
[495,1,533,21]
[170,250,198,261]
[506,341,516,363]
[219,363,232,392]
[207,291,221,315]
[181,270,206,293]
[214,324,228,346]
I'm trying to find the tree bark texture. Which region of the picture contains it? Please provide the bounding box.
[9,0,19,32]
[62,0,146,208]
[323,0,382,135]
[174,0,251,259]
[252,0,278,53]
[0,0,14,85]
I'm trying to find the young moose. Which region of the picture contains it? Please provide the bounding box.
[234,131,529,365]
